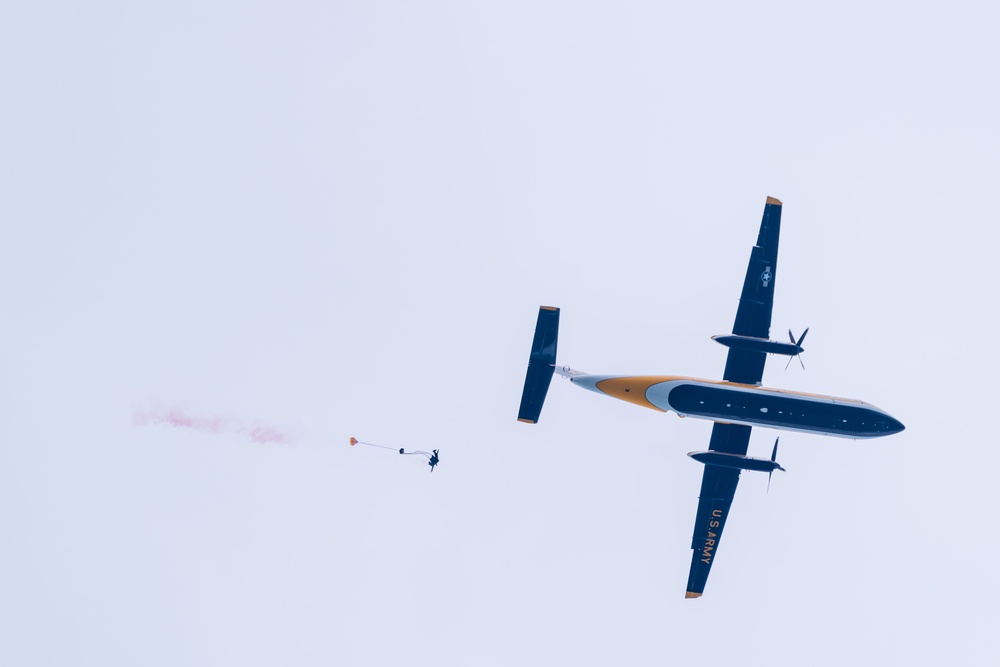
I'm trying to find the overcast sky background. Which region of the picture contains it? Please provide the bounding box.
[2,1,999,665]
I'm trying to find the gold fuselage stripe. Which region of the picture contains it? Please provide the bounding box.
[595,377,667,412]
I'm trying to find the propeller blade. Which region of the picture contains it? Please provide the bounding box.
[783,328,807,370]
[796,327,810,348]
[768,438,783,493]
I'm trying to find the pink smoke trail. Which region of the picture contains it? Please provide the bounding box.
[242,426,290,445]
[134,406,293,445]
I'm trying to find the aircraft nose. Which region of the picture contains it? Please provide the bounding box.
[883,416,905,435]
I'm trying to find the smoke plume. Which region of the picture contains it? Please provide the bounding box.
[134,406,292,445]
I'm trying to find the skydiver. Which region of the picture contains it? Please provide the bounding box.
[428,449,440,472]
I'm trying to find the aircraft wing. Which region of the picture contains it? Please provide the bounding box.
[722,197,783,385]
[686,198,781,596]
[685,422,752,598]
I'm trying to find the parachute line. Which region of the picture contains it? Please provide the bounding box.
[349,438,398,451]
[398,449,433,459]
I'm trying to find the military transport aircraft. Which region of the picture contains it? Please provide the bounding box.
[516,197,904,598]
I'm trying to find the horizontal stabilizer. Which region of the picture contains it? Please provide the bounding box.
[517,306,560,424]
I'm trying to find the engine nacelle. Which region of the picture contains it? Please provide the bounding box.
[712,334,802,357]
[688,450,784,473]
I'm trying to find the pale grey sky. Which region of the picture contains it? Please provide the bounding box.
[2,2,998,665]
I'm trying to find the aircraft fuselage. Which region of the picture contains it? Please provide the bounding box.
[567,374,904,438]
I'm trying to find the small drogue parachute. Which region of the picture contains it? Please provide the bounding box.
[350,437,440,472]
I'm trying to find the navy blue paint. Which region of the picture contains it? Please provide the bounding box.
[517,307,560,423]
[684,423,751,596]
[686,462,741,596]
[723,201,783,385]
[688,451,783,473]
[713,334,802,356]
[668,383,905,437]
[689,200,780,596]
[707,421,752,455]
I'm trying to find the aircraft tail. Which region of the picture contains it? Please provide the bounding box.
[517,306,559,424]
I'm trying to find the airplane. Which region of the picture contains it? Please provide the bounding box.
[515,196,904,598]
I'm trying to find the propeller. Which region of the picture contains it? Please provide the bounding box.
[784,327,809,370]
[767,437,786,493]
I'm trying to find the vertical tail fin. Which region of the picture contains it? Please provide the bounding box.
[517,306,560,424]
